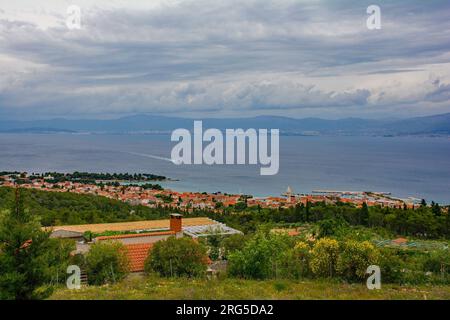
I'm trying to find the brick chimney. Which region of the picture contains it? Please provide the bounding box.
[170,213,182,233]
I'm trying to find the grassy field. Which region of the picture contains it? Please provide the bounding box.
[51,275,450,300]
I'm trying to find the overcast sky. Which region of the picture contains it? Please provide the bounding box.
[0,0,449,120]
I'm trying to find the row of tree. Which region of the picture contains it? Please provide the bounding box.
[205,201,450,239]
[1,186,448,239]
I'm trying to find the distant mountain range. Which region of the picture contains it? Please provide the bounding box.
[1,113,449,136]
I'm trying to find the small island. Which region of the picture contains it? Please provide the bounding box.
[0,171,167,186]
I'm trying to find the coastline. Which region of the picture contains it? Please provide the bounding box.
[1,134,449,203]
[2,171,445,211]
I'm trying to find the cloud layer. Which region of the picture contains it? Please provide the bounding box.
[0,0,450,119]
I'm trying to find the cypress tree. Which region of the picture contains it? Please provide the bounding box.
[360,202,369,226]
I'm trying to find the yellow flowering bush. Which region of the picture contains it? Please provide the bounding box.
[336,240,380,281]
[294,241,310,252]
[309,238,340,277]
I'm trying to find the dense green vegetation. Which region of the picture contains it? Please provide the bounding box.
[125,183,164,190]
[0,186,448,240]
[145,237,208,278]
[1,186,449,300]
[0,189,73,299]
[4,171,166,182]
[207,201,450,239]
[222,230,449,285]
[83,242,130,285]
[0,186,182,226]
[2,171,166,185]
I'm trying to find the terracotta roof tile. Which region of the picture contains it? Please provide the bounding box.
[392,237,408,245]
[124,243,154,272]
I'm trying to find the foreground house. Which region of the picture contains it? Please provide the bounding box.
[49,214,241,272]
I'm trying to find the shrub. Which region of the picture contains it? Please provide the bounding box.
[228,231,292,279]
[419,249,450,284]
[144,237,208,278]
[376,248,450,285]
[45,238,77,285]
[221,234,248,259]
[309,238,340,278]
[422,249,450,275]
[201,232,225,261]
[278,241,312,279]
[378,248,405,284]
[317,218,347,237]
[85,241,129,285]
[336,240,380,281]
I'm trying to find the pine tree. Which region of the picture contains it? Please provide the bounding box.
[431,202,441,216]
[359,202,369,226]
[305,201,310,222]
[0,188,55,299]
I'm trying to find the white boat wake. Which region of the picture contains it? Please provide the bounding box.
[123,151,180,164]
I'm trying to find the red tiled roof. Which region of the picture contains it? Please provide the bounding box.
[287,230,300,236]
[19,239,32,250]
[124,243,154,272]
[96,230,175,241]
[392,237,408,245]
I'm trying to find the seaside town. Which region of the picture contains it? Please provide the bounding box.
[0,171,426,211]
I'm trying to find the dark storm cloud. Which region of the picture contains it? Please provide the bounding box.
[0,0,449,119]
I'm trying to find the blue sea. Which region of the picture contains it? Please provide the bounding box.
[0,134,449,204]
